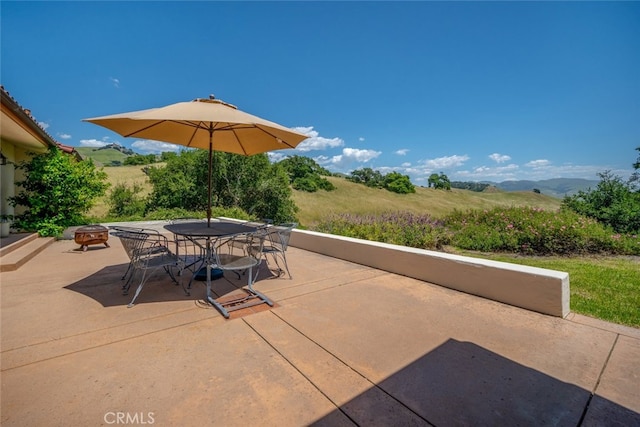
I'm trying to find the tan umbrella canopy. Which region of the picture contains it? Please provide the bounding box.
[83,95,308,225]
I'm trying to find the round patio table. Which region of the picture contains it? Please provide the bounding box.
[164,220,259,318]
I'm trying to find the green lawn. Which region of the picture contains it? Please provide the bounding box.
[460,252,640,328]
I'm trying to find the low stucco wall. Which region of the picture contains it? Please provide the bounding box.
[289,228,570,318]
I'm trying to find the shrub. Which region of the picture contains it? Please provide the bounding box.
[563,170,640,234]
[383,172,416,194]
[292,177,318,192]
[9,147,109,236]
[108,182,147,217]
[445,206,638,255]
[315,212,450,250]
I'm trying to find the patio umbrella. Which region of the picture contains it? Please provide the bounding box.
[83,95,308,226]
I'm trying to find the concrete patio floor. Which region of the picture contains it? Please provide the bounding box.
[1,225,639,426]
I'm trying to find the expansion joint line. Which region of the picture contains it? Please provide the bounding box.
[243,312,434,426]
[577,333,620,426]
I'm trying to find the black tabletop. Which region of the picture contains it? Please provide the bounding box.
[164,221,257,237]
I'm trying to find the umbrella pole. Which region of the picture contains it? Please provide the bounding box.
[207,129,213,228]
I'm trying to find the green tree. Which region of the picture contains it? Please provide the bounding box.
[630,146,640,189]
[383,172,416,194]
[160,151,178,162]
[428,173,440,188]
[562,170,640,234]
[9,147,109,236]
[146,150,297,223]
[124,153,157,166]
[278,155,335,193]
[108,182,147,217]
[428,172,451,190]
[348,167,384,188]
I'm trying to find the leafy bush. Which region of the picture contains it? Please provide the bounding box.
[292,175,336,192]
[279,155,335,193]
[428,173,451,190]
[445,206,638,255]
[9,147,109,236]
[312,207,639,256]
[108,182,146,217]
[292,177,318,192]
[348,168,384,188]
[123,153,158,166]
[348,168,416,194]
[145,150,298,224]
[315,212,450,250]
[383,172,415,194]
[451,181,490,192]
[562,171,640,234]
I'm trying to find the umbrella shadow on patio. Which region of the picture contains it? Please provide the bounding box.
[63,261,278,308]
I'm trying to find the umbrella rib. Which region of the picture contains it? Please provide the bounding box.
[230,128,248,156]
[254,124,299,149]
[122,119,206,138]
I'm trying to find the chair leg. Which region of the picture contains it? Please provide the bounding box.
[127,270,150,308]
[267,251,292,279]
[279,253,292,279]
[246,264,273,307]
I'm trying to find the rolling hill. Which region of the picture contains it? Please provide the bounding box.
[91,166,565,226]
[293,176,562,226]
[76,144,134,166]
[491,178,599,198]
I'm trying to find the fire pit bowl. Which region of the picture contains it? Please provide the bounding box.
[74,225,109,252]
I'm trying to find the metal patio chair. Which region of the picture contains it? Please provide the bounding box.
[112,230,184,308]
[109,225,146,288]
[255,222,297,278]
[212,231,273,316]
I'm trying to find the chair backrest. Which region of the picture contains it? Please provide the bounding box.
[112,230,149,262]
[267,222,297,252]
[114,230,172,267]
[214,232,265,267]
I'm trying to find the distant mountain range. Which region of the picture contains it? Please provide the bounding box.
[487,178,599,198]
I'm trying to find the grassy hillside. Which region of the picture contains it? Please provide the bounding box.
[91,169,562,224]
[293,176,562,227]
[77,147,130,166]
[89,164,153,218]
[495,178,599,198]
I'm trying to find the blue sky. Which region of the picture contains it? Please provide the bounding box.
[2,1,638,185]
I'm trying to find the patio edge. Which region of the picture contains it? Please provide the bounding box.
[288,228,570,318]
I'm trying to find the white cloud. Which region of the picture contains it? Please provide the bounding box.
[401,162,411,167]
[327,148,382,168]
[292,126,344,152]
[267,151,287,162]
[359,137,365,142]
[79,138,109,148]
[489,153,511,163]
[342,147,381,162]
[420,154,470,170]
[38,121,49,130]
[131,140,182,154]
[525,159,551,168]
[395,149,409,156]
[58,133,72,140]
[110,77,120,88]
[454,163,520,180]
